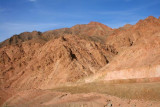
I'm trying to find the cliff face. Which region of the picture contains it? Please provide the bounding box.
[0,16,160,89]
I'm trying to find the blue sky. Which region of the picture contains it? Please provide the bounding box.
[0,0,160,42]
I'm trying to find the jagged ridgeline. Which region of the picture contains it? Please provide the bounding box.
[0,16,160,89]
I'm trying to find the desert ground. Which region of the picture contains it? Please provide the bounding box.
[1,81,160,107]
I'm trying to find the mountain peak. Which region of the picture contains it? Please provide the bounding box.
[88,21,112,30]
[88,21,104,25]
[136,16,159,25]
[145,16,157,20]
[123,24,132,28]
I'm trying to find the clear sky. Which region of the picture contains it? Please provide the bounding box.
[0,0,160,42]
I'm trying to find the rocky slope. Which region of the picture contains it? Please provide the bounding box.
[43,21,113,43]
[0,34,116,89]
[1,16,160,106]
[0,21,117,90]
[1,16,160,88]
[88,16,160,82]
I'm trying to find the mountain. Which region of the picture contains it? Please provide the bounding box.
[88,16,160,82]
[0,21,113,48]
[0,31,44,48]
[1,16,160,106]
[0,34,117,89]
[1,16,160,88]
[0,21,116,89]
[106,16,160,52]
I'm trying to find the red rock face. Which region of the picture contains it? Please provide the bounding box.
[106,16,160,51]
[104,16,160,68]
[0,35,115,89]
[94,16,160,81]
[0,16,160,90]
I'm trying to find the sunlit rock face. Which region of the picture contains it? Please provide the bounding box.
[1,16,160,90]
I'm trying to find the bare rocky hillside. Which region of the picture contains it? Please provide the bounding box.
[1,16,160,107]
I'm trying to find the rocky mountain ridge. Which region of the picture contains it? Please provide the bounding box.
[0,16,160,90]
